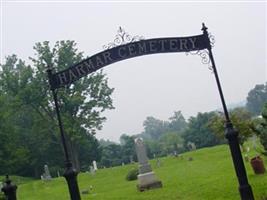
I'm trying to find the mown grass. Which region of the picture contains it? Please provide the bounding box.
[8,144,267,199]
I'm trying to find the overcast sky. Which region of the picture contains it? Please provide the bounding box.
[1,1,266,142]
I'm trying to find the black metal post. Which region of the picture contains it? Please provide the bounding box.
[202,23,254,200]
[47,67,81,200]
[1,175,17,200]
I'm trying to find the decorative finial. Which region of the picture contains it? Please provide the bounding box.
[186,24,215,71]
[201,23,208,34]
[103,27,144,50]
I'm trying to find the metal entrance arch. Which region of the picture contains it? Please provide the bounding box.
[46,24,254,200]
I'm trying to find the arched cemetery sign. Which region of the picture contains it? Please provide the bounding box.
[47,24,255,200]
[49,32,209,89]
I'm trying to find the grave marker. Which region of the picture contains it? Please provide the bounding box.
[135,138,162,191]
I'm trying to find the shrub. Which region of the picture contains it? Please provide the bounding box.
[0,192,5,200]
[126,168,138,181]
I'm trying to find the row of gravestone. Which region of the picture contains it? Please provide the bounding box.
[41,160,99,180]
[39,139,198,192]
[0,137,196,200]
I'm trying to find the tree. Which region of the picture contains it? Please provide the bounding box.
[30,40,114,171]
[251,102,267,154]
[183,112,222,149]
[0,94,26,175]
[0,40,114,176]
[209,107,254,146]
[246,83,267,116]
[79,135,102,171]
[98,139,116,147]
[0,55,61,177]
[142,116,169,140]
[145,140,162,158]
[159,131,184,155]
[120,134,137,163]
[168,111,187,132]
[100,144,122,167]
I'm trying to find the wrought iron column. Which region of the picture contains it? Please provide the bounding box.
[47,67,81,200]
[202,23,254,200]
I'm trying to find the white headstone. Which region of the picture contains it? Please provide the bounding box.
[92,161,98,171]
[90,166,95,175]
[43,164,52,180]
[135,138,162,191]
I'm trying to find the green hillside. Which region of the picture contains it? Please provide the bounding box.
[12,145,267,200]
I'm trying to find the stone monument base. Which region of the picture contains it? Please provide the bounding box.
[137,172,162,192]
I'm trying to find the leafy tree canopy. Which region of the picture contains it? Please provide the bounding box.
[183,112,223,149]
[251,102,267,154]
[209,107,254,146]
[0,40,114,176]
[246,83,267,116]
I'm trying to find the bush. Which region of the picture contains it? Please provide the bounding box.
[0,192,5,200]
[126,168,138,181]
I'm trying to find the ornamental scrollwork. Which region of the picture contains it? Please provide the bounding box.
[103,27,145,50]
[209,33,215,47]
[186,32,215,72]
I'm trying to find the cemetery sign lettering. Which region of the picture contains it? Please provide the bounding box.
[49,35,209,89]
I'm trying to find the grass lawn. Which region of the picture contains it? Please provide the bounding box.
[7,144,267,200]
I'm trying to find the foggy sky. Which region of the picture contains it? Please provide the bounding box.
[1,1,266,142]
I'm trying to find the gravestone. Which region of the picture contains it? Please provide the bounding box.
[92,161,98,171]
[135,138,162,191]
[43,164,52,181]
[187,142,196,151]
[90,166,95,175]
